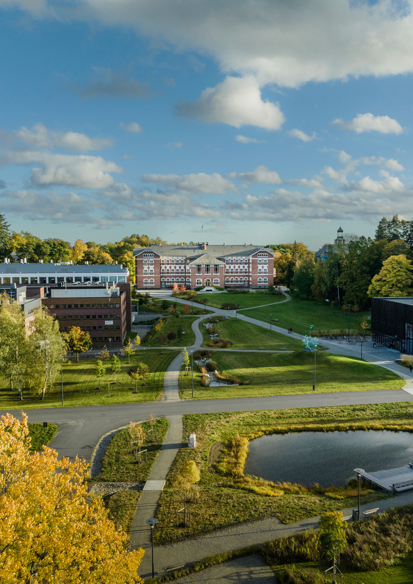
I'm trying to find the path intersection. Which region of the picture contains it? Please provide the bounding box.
[3,290,413,581]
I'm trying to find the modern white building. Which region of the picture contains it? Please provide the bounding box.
[0,260,129,286]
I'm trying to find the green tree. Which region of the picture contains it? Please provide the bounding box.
[0,212,12,261]
[182,347,190,375]
[293,257,316,298]
[382,238,412,260]
[27,307,64,400]
[62,326,92,362]
[124,339,136,364]
[368,254,413,297]
[99,345,110,360]
[319,511,347,561]
[94,360,106,389]
[111,354,122,383]
[135,362,150,383]
[0,293,28,400]
[134,334,141,348]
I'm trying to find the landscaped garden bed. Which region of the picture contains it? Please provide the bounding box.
[199,316,303,351]
[152,402,413,544]
[142,315,198,346]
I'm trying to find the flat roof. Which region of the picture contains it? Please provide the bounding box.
[0,263,128,274]
[374,297,413,306]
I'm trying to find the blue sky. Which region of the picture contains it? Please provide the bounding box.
[1,0,413,250]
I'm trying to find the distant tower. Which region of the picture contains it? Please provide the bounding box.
[335,227,344,245]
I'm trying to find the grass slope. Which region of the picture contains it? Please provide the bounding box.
[200,317,302,351]
[239,297,371,335]
[0,350,179,409]
[154,403,413,544]
[179,350,402,399]
[105,491,140,534]
[193,292,285,310]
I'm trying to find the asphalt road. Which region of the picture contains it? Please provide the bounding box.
[3,388,413,462]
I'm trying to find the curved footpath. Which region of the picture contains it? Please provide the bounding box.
[4,290,413,581]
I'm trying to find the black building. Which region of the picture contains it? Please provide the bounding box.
[371,297,413,354]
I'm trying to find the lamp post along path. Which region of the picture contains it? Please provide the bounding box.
[146,517,158,578]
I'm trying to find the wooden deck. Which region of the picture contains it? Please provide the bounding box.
[355,465,413,492]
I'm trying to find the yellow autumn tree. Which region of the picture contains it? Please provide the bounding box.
[0,413,144,584]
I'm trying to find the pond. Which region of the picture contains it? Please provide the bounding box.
[244,430,413,487]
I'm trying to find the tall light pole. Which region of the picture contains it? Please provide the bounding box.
[347,304,352,341]
[191,350,194,399]
[270,312,273,331]
[60,354,64,406]
[146,517,158,578]
[313,345,317,392]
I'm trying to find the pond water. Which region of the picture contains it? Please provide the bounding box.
[244,431,413,487]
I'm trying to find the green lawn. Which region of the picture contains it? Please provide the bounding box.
[154,403,413,544]
[105,491,140,535]
[135,297,212,316]
[28,423,58,451]
[143,315,197,346]
[273,555,413,583]
[192,291,285,310]
[179,350,403,399]
[239,297,371,335]
[200,317,302,350]
[0,350,179,409]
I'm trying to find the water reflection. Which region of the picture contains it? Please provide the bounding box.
[244,431,413,487]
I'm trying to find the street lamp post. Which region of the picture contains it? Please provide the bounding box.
[347,304,352,341]
[146,517,158,578]
[108,337,112,354]
[191,350,194,399]
[360,338,363,360]
[313,345,316,392]
[60,354,64,406]
[358,471,361,519]
[270,313,273,331]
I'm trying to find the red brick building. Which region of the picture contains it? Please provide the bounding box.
[41,283,131,347]
[134,243,274,289]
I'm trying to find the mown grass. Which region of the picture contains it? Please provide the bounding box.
[239,297,371,335]
[200,317,303,351]
[179,350,403,400]
[95,418,169,482]
[28,422,58,451]
[136,297,212,316]
[143,316,197,347]
[153,403,413,544]
[0,350,179,409]
[105,491,140,534]
[192,291,285,310]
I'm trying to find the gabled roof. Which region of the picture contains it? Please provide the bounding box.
[189,254,225,266]
[133,244,273,258]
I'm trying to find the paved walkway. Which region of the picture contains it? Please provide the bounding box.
[172,554,276,583]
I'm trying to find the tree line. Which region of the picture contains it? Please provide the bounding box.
[272,215,413,309]
[0,212,167,284]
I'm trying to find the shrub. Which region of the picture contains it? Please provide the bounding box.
[208,316,226,323]
[200,375,210,387]
[261,531,322,566]
[220,303,238,310]
[207,339,231,348]
[206,360,218,372]
[194,350,213,360]
[208,326,219,336]
[278,566,324,584]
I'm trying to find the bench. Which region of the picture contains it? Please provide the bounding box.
[342,515,352,521]
[363,507,379,518]
[165,564,186,572]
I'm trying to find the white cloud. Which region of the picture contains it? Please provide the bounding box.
[176,76,285,130]
[5,150,122,189]
[30,0,413,89]
[0,0,49,16]
[119,122,143,133]
[142,171,237,194]
[332,113,403,135]
[71,68,149,100]
[346,175,405,194]
[235,135,266,144]
[288,129,316,142]
[230,165,282,184]
[166,142,183,149]
[15,124,112,151]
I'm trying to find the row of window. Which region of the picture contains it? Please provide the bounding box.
[50,303,121,309]
[0,276,125,285]
[55,314,121,320]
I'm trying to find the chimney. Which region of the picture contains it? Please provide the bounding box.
[202,242,207,251]
[24,258,27,263]
[3,258,7,263]
[85,261,89,265]
[20,259,24,264]
[39,259,43,264]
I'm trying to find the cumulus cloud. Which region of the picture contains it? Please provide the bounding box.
[288,129,316,142]
[72,68,149,100]
[119,122,143,133]
[23,0,413,89]
[5,150,122,189]
[235,135,266,144]
[230,165,282,184]
[142,171,237,194]
[16,123,112,151]
[0,179,6,189]
[0,0,49,16]
[332,113,403,135]
[345,175,405,194]
[166,142,183,149]
[176,76,285,130]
